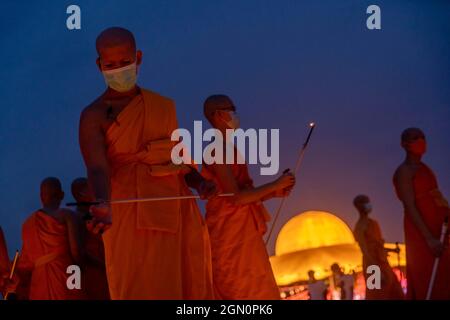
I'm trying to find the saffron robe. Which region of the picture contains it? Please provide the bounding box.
[355,218,404,300]
[203,162,280,299]
[394,163,450,299]
[103,88,213,299]
[19,210,84,300]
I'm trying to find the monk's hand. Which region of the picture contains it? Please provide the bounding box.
[274,172,296,191]
[88,203,112,234]
[1,273,19,294]
[426,236,444,257]
[198,180,218,200]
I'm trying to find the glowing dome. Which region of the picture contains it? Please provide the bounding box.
[271,210,406,286]
[275,210,355,256]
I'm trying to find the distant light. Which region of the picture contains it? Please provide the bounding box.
[309,122,315,127]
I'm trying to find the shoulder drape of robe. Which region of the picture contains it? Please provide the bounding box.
[19,211,84,300]
[102,88,213,299]
[394,164,450,300]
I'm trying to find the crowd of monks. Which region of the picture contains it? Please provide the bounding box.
[0,27,448,300]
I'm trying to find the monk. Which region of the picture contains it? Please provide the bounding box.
[353,194,404,300]
[330,263,354,300]
[17,177,84,300]
[393,128,450,299]
[307,270,327,300]
[71,177,110,300]
[0,226,13,298]
[79,27,215,299]
[201,94,295,299]
[0,227,9,279]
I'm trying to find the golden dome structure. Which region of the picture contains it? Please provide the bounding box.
[275,211,355,256]
[270,210,405,286]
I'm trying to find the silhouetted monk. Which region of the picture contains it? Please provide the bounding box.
[0,227,8,278]
[330,263,354,300]
[79,27,215,299]
[17,177,84,300]
[0,226,13,298]
[353,195,404,300]
[307,270,327,300]
[71,178,110,300]
[393,128,450,299]
[201,94,295,299]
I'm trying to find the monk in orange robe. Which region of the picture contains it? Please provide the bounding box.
[71,177,110,300]
[79,27,215,299]
[0,227,9,278]
[353,195,404,300]
[0,229,21,299]
[0,226,12,297]
[393,128,450,300]
[17,177,84,300]
[201,94,295,299]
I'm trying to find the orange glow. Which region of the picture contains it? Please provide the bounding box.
[275,211,355,256]
[271,211,406,287]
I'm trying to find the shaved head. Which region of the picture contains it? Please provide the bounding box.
[353,194,369,206]
[96,27,136,55]
[401,127,425,143]
[71,177,93,203]
[203,94,234,122]
[95,27,142,75]
[331,263,341,273]
[40,177,64,207]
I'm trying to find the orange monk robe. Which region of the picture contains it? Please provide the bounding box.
[355,219,404,300]
[0,227,9,276]
[73,210,110,300]
[103,88,213,299]
[0,226,10,297]
[394,163,450,300]
[202,162,280,300]
[18,210,85,300]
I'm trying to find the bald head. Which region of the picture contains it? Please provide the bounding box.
[96,27,136,55]
[40,177,64,208]
[71,177,93,203]
[353,194,371,215]
[331,263,341,274]
[203,94,235,123]
[401,127,425,143]
[95,27,142,74]
[353,194,369,206]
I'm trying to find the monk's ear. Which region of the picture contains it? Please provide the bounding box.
[136,50,143,66]
[96,57,102,72]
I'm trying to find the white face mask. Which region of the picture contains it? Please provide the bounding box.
[102,62,137,93]
[223,111,240,129]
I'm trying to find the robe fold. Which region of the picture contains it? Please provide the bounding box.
[19,211,83,300]
[202,162,280,300]
[394,163,450,299]
[103,88,213,299]
[356,218,404,300]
